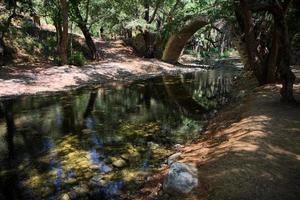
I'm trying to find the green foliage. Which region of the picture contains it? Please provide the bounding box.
[193,94,218,110]
[200,47,219,59]
[68,51,86,66]
[125,19,156,32]
[220,48,239,58]
[42,35,57,59]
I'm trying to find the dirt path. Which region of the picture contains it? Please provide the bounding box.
[176,70,300,200]
[0,40,202,99]
[137,69,300,200]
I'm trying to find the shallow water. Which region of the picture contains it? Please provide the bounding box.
[0,68,240,199]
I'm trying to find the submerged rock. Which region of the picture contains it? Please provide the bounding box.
[65,177,77,185]
[89,175,106,188]
[120,153,130,161]
[163,162,198,194]
[59,193,71,200]
[112,158,127,168]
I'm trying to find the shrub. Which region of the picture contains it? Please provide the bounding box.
[68,51,86,66]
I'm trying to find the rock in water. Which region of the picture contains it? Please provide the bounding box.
[112,158,127,168]
[163,162,198,194]
[59,193,71,200]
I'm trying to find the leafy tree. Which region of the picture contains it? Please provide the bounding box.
[0,0,33,63]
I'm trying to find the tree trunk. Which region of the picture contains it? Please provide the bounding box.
[143,31,153,58]
[85,0,90,22]
[58,0,69,65]
[0,35,5,65]
[72,2,99,59]
[275,14,295,102]
[143,0,153,58]
[236,0,266,84]
[0,2,17,65]
[220,33,226,55]
[79,23,98,59]
[127,28,132,39]
[162,15,209,64]
[55,21,63,63]
[266,20,280,83]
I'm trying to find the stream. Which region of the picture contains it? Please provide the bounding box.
[0,67,240,199]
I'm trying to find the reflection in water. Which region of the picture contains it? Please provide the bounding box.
[0,69,240,199]
[84,91,98,119]
[0,100,19,200]
[62,95,76,133]
[3,100,16,160]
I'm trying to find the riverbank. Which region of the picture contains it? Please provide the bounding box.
[137,67,300,200]
[0,40,208,100]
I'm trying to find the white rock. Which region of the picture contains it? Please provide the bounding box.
[167,152,182,166]
[173,144,184,151]
[163,162,198,194]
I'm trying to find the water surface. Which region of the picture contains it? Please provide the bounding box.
[0,68,239,199]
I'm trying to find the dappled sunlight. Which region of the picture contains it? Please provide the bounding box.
[231,142,259,152]
[266,144,299,159]
[0,40,175,98]
[0,69,239,199]
[172,79,300,200]
[0,0,299,198]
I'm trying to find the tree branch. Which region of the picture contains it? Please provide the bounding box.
[149,0,163,23]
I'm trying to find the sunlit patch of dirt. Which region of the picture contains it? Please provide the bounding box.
[0,34,209,99]
[0,40,181,98]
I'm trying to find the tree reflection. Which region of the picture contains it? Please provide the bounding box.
[62,95,76,133]
[143,84,151,110]
[84,91,98,119]
[0,99,21,200]
[3,100,16,160]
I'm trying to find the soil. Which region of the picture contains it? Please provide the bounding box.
[0,40,203,99]
[137,67,300,200]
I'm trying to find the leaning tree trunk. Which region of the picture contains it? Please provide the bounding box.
[162,15,209,64]
[83,91,98,118]
[78,23,99,59]
[72,3,99,60]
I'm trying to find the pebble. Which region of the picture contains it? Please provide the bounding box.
[59,193,71,200]
[66,178,77,185]
[173,144,184,151]
[112,158,127,168]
